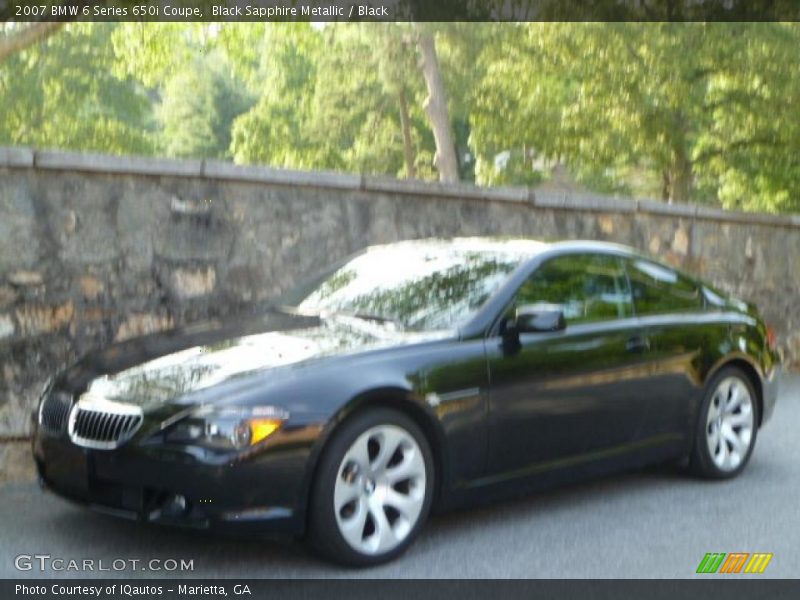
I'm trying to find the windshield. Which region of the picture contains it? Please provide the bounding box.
[283,240,541,332]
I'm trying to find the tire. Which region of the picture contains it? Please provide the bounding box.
[689,366,760,479]
[308,407,435,566]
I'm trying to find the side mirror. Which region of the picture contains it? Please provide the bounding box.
[515,303,566,334]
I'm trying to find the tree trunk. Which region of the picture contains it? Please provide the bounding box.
[0,23,64,62]
[670,153,693,203]
[398,89,417,179]
[416,29,459,183]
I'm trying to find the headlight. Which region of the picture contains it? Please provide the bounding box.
[165,405,288,450]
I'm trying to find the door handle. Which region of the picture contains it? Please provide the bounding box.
[626,335,650,353]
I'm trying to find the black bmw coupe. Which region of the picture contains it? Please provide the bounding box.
[33,238,781,565]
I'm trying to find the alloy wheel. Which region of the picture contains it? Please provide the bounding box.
[333,424,427,555]
[705,376,755,472]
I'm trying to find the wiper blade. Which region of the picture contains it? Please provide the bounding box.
[351,312,396,324]
[330,311,403,329]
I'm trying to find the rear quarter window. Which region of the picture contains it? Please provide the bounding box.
[625,258,704,316]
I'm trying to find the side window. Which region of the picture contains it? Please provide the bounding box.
[625,258,704,316]
[515,254,633,325]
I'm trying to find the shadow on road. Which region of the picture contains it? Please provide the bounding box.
[33,461,696,574]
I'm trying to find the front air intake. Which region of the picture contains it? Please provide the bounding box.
[68,397,143,450]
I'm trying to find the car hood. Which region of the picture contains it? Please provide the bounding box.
[58,311,449,409]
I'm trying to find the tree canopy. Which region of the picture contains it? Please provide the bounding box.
[471,23,800,211]
[1,21,799,213]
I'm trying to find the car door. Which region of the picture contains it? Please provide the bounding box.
[484,252,652,477]
[622,256,713,440]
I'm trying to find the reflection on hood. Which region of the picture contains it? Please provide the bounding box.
[80,317,447,408]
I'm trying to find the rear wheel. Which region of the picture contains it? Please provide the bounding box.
[308,407,434,566]
[690,367,759,479]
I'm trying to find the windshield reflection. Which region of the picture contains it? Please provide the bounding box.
[295,239,544,331]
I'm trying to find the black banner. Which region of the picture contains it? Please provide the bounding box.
[3,580,800,600]
[3,0,800,22]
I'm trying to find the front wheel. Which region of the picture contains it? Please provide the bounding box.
[308,407,434,566]
[690,367,759,479]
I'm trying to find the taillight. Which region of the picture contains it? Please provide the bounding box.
[766,325,778,352]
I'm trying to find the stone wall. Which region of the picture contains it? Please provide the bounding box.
[1,147,799,439]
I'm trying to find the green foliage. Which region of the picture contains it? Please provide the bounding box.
[230,23,438,179]
[2,21,800,213]
[112,22,253,161]
[229,24,327,169]
[471,23,800,212]
[110,23,199,89]
[693,24,800,212]
[158,54,252,160]
[0,23,153,155]
[307,24,434,178]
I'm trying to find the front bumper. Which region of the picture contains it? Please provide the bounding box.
[32,429,315,536]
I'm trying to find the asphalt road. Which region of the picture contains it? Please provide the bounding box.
[1,376,797,579]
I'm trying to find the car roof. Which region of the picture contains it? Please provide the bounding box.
[364,237,638,260]
[547,239,639,256]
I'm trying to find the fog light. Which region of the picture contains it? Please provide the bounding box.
[165,493,188,516]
